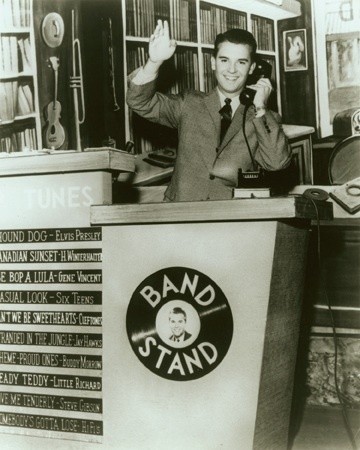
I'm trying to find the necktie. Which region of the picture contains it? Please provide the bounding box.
[219,98,232,143]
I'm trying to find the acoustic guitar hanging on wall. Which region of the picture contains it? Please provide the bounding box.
[44,56,66,149]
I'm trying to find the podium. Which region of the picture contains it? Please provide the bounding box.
[0,151,334,450]
[88,198,332,450]
[0,164,333,449]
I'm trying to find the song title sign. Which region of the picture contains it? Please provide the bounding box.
[0,227,103,442]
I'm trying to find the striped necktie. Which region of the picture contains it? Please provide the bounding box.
[219,98,232,143]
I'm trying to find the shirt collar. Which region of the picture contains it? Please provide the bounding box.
[217,88,240,116]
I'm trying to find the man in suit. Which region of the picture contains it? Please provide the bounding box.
[127,20,291,201]
[168,307,192,343]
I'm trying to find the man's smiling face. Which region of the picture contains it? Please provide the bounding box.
[211,41,256,98]
[169,313,186,338]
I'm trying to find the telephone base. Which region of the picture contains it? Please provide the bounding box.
[237,169,269,189]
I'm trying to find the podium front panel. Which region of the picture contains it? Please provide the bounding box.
[101,221,279,449]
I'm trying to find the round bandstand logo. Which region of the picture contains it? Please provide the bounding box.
[126,267,233,381]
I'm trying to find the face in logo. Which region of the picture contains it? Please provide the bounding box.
[126,267,233,381]
[169,307,189,341]
[156,300,200,349]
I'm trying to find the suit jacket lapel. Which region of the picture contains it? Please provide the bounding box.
[192,89,221,169]
[204,88,221,136]
[201,91,255,165]
[216,103,248,157]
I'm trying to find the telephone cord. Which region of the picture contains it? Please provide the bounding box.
[242,104,257,171]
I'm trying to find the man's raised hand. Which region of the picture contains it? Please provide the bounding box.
[149,20,176,63]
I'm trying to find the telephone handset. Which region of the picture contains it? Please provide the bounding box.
[240,59,272,106]
[237,57,296,193]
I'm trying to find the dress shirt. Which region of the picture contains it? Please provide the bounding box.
[176,334,184,342]
[217,88,240,117]
[131,66,157,85]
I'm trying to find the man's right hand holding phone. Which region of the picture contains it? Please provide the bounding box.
[247,78,272,117]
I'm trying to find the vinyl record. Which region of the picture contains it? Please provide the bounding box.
[328,135,360,185]
[126,267,233,381]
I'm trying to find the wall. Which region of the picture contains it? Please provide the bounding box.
[81,0,126,149]
[278,0,317,131]
[291,223,360,412]
[31,0,339,151]
[33,0,125,151]
[33,0,76,150]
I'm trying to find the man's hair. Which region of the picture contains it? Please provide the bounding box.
[169,307,187,320]
[214,29,257,60]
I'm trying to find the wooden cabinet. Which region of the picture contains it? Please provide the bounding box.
[1,0,126,153]
[283,124,314,184]
[0,0,42,152]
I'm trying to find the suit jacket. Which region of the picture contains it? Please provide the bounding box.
[169,331,192,342]
[127,77,291,202]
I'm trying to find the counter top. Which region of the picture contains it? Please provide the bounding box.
[282,124,315,140]
[122,124,315,186]
[0,148,135,177]
[290,185,360,226]
[90,196,333,225]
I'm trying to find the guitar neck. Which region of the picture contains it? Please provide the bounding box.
[53,69,58,106]
[49,57,60,107]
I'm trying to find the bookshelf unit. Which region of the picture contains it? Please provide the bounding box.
[0,0,42,153]
[122,0,301,155]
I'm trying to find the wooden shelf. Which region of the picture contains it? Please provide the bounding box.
[0,149,136,177]
[290,185,360,222]
[0,71,33,80]
[283,124,315,140]
[0,113,37,125]
[204,0,301,20]
[126,36,199,48]
[119,153,173,186]
[0,27,31,33]
[0,0,42,150]
[91,196,333,225]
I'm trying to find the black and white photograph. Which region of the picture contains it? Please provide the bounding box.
[0,0,359,449]
[284,28,308,71]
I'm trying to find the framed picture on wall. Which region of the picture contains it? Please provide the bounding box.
[313,0,360,137]
[284,29,308,71]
